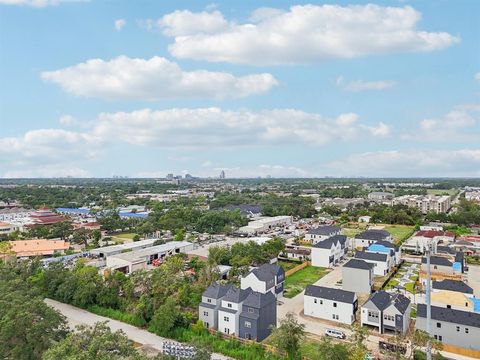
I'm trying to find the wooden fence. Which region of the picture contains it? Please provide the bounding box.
[441,343,480,359]
[285,261,310,277]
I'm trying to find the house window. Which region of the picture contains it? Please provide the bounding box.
[245,321,251,328]
[203,311,208,316]
[320,300,323,305]
[436,323,441,328]
[333,302,337,308]
[225,328,230,334]
[224,317,229,322]
[466,302,469,307]
[438,336,443,342]
[434,265,438,269]
[456,326,460,332]
[314,298,317,304]
[465,328,469,334]
[332,314,336,320]
[227,303,232,308]
[207,299,212,303]
[248,307,254,313]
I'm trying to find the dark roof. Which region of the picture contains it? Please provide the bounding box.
[251,263,284,282]
[432,279,473,294]
[343,258,374,270]
[355,229,390,241]
[223,287,251,303]
[392,293,411,314]
[203,283,233,299]
[421,256,453,267]
[305,285,356,304]
[368,291,392,311]
[355,251,388,262]
[436,246,456,255]
[313,234,347,249]
[455,252,464,263]
[417,304,480,328]
[374,240,398,250]
[242,290,276,308]
[225,204,262,216]
[307,225,341,236]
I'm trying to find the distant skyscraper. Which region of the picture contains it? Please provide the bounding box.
[166,173,173,180]
[219,170,226,179]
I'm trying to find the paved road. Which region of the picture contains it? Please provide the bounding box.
[44,299,231,360]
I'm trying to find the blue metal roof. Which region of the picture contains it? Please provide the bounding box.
[56,207,90,215]
[118,211,149,218]
[367,244,390,254]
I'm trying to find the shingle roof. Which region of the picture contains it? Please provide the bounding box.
[455,252,464,263]
[223,287,251,303]
[251,263,284,282]
[417,304,480,328]
[307,225,341,236]
[355,251,388,262]
[305,285,356,304]
[225,204,262,216]
[422,256,453,267]
[432,279,473,294]
[355,229,391,241]
[368,291,392,311]
[242,290,276,308]
[436,246,456,255]
[203,283,233,299]
[343,258,374,270]
[374,240,397,249]
[392,293,411,314]
[313,235,347,249]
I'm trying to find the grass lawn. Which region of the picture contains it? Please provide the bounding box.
[342,227,363,238]
[278,260,302,272]
[383,225,415,245]
[115,233,137,239]
[384,279,399,290]
[427,189,458,196]
[405,282,416,293]
[284,266,329,298]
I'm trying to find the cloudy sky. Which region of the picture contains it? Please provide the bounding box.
[0,0,479,178]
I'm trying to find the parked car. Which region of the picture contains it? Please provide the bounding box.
[325,328,346,339]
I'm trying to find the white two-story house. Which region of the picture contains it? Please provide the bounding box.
[311,235,348,268]
[304,285,357,325]
[240,263,285,298]
[218,287,251,336]
[305,225,341,244]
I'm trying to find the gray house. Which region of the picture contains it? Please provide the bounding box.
[239,290,277,341]
[354,229,392,248]
[198,283,233,329]
[361,291,411,334]
[416,304,480,351]
[240,263,285,297]
[305,225,341,244]
[342,259,374,294]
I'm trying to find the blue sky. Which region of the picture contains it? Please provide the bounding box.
[0,0,479,178]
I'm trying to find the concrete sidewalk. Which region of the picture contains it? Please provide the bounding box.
[44,298,231,360]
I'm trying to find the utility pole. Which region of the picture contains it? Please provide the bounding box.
[426,241,432,360]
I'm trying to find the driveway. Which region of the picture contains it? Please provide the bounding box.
[44,299,231,360]
[467,264,480,297]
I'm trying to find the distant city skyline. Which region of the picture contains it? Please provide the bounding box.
[1,1,479,178]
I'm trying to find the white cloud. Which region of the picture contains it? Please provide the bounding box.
[114,19,126,31]
[0,0,87,7]
[210,164,310,178]
[41,56,278,100]
[90,108,390,148]
[475,72,480,82]
[340,79,396,92]
[328,149,480,177]
[0,129,100,178]
[158,4,459,65]
[403,105,479,142]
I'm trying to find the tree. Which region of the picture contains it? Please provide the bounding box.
[270,312,305,359]
[92,229,101,248]
[314,337,350,360]
[42,322,145,360]
[132,234,141,242]
[150,298,179,337]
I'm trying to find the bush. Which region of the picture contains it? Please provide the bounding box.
[87,305,146,327]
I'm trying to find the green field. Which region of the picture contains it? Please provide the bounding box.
[342,227,363,238]
[278,259,302,272]
[427,189,458,196]
[284,266,329,298]
[384,225,415,245]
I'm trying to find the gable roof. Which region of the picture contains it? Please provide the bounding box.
[250,263,284,282]
[355,251,388,262]
[368,291,392,311]
[436,246,456,255]
[415,230,455,238]
[374,240,398,249]
[417,304,480,328]
[305,285,356,304]
[313,234,347,249]
[391,293,411,314]
[223,287,251,303]
[355,229,390,241]
[307,225,341,236]
[203,283,233,299]
[242,290,276,308]
[343,258,374,270]
[422,256,453,267]
[432,279,473,294]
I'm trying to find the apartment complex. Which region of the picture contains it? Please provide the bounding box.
[393,195,451,214]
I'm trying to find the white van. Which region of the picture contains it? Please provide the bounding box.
[325,328,346,339]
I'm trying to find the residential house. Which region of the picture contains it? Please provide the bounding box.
[238,290,277,341]
[355,251,390,276]
[304,225,341,244]
[361,291,411,334]
[199,283,233,329]
[342,259,374,294]
[304,285,357,325]
[218,287,251,336]
[311,235,347,268]
[354,229,392,248]
[431,280,477,313]
[282,246,311,261]
[416,304,480,352]
[241,263,285,298]
[402,230,455,254]
[368,192,394,201]
[366,240,401,267]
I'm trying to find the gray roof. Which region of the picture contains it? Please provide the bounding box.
[422,256,453,267]
[374,240,398,250]
[305,285,356,304]
[203,283,233,299]
[392,293,411,314]
[242,290,276,309]
[432,279,473,294]
[225,204,262,215]
[436,246,455,255]
[355,251,388,262]
[307,225,341,236]
[343,258,374,270]
[199,302,217,309]
[355,229,390,241]
[368,291,392,311]
[417,304,480,328]
[251,263,284,282]
[455,252,464,263]
[223,287,251,303]
[313,234,347,249]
